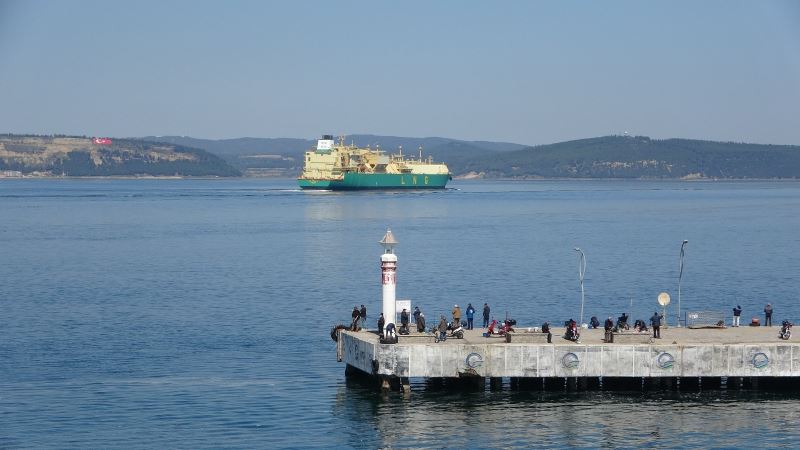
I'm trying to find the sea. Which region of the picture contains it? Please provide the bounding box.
[1,178,800,449]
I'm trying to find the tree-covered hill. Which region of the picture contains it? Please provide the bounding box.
[456,135,800,179]
[0,135,240,177]
[140,135,525,176]
[5,133,797,179]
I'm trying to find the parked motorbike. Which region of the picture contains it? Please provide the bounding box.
[780,320,792,340]
[487,319,515,336]
[564,321,581,343]
[447,322,464,339]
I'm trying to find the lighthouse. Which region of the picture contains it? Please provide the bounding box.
[379,228,398,337]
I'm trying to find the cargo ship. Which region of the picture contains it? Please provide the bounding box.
[298,135,451,190]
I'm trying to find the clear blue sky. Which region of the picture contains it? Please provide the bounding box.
[1,0,798,145]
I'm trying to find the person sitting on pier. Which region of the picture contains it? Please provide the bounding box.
[541,322,552,343]
[437,315,448,341]
[590,316,600,329]
[633,319,648,332]
[487,319,498,335]
[616,313,630,331]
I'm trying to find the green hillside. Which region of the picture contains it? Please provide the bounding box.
[140,135,524,176]
[4,133,797,179]
[456,136,800,179]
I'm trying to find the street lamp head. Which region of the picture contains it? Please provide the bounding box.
[573,247,581,252]
[683,240,689,244]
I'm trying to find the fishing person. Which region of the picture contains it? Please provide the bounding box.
[465,303,475,330]
[650,311,663,339]
[452,304,462,327]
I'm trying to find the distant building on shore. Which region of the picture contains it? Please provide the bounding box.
[1,170,23,178]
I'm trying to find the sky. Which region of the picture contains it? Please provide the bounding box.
[1,0,799,145]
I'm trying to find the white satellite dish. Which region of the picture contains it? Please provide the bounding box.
[658,292,671,306]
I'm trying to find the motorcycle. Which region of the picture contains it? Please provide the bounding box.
[487,319,514,336]
[564,321,581,343]
[780,320,792,340]
[447,322,464,339]
[433,322,464,342]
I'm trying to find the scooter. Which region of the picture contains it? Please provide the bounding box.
[780,320,792,340]
[564,323,581,343]
[487,319,513,336]
[447,322,464,339]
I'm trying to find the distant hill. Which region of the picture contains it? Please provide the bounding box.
[140,134,526,176]
[5,133,797,179]
[456,135,800,179]
[141,134,800,179]
[0,134,240,177]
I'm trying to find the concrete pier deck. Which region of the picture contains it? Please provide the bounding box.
[337,326,800,388]
[351,326,787,346]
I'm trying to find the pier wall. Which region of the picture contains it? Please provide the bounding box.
[342,333,800,378]
[341,332,377,374]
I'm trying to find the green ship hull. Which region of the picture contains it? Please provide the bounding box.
[299,173,450,190]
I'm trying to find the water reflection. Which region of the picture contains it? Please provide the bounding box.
[334,382,800,448]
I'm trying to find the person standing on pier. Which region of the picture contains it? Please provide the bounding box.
[732,305,742,327]
[413,306,421,324]
[437,315,448,341]
[483,303,491,328]
[400,308,410,334]
[604,316,614,343]
[378,313,385,334]
[764,303,773,326]
[650,311,663,339]
[351,307,361,331]
[465,303,475,330]
[452,304,462,327]
[359,305,367,330]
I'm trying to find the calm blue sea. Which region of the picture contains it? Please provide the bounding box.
[2,179,800,448]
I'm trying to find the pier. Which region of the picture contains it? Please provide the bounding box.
[336,229,799,392]
[336,327,800,391]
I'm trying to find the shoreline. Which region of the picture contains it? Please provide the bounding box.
[2,175,799,182]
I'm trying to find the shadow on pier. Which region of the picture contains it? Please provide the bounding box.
[344,364,800,394]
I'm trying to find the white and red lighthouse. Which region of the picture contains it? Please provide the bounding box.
[379,228,398,336]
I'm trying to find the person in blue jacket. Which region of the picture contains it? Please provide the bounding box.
[465,303,476,330]
[650,311,664,339]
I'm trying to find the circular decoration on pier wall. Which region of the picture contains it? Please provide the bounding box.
[561,352,580,369]
[465,352,483,369]
[752,352,769,369]
[656,352,675,369]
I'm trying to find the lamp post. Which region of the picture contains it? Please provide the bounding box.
[574,247,586,326]
[677,239,688,327]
